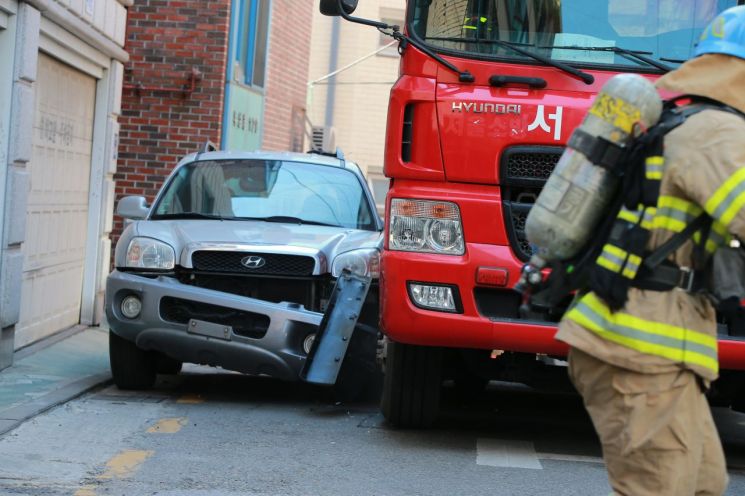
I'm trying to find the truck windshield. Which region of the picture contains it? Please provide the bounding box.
[410,0,740,69]
[152,160,377,231]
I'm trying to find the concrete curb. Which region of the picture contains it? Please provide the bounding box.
[0,372,112,436]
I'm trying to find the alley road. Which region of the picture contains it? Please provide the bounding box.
[1,366,745,496]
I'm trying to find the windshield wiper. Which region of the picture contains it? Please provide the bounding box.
[151,212,233,220]
[425,36,594,85]
[546,45,672,72]
[380,29,474,82]
[240,216,340,228]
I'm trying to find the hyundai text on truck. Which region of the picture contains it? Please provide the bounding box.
[321,0,745,427]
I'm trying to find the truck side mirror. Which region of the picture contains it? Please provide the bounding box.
[320,0,358,16]
[117,196,149,220]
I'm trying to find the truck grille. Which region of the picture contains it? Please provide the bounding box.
[191,251,315,276]
[506,150,560,181]
[500,146,563,261]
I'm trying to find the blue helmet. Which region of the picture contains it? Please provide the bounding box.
[695,5,745,60]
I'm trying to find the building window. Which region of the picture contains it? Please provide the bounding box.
[236,0,271,87]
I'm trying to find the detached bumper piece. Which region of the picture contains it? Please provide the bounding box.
[301,270,372,385]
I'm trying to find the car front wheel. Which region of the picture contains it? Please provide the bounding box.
[380,341,442,428]
[109,331,157,390]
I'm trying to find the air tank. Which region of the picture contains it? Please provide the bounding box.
[524,73,663,268]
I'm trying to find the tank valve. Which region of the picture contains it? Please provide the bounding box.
[514,256,546,294]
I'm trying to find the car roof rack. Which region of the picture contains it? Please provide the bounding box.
[307,147,345,160]
[194,140,218,161]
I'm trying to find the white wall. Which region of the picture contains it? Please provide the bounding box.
[0,0,128,362]
[308,0,405,191]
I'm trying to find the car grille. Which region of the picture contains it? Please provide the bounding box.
[159,296,270,339]
[191,251,316,276]
[500,146,563,261]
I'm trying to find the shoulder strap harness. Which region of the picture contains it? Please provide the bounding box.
[529,95,744,312]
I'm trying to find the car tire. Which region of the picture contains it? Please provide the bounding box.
[156,354,183,375]
[380,341,442,428]
[109,331,157,390]
[331,324,381,403]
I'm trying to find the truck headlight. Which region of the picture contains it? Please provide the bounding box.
[125,237,176,270]
[389,199,464,255]
[331,249,380,278]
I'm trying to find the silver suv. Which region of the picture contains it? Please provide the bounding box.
[106,149,383,390]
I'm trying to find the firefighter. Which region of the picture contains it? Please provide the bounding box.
[555,6,745,495]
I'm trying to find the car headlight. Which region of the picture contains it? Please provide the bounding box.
[389,199,464,255]
[125,237,176,270]
[331,249,380,278]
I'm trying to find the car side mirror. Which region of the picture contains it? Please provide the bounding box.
[320,0,358,16]
[117,196,149,220]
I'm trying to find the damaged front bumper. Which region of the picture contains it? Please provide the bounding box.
[106,270,325,381]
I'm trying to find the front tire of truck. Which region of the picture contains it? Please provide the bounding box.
[381,341,442,428]
[109,331,157,390]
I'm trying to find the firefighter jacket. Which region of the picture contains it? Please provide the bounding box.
[556,53,745,381]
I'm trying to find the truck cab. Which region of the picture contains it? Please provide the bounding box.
[321,0,745,427]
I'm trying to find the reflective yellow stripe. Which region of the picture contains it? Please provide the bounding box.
[705,167,745,227]
[480,16,487,22]
[657,196,702,216]
[646,171,664,180]
[618,207,655,230]
[596,244,641,279]
[617,209,639,224]
[645,156,665,180]
[653,215,686,232]
[654,196,702,233]
[565,292,719,373]
[646,156,664,166]
[602,244,628,262]
[596,255,622,273]
[623,254,641,279]
[463,25,477,30]
[577,293,718,350]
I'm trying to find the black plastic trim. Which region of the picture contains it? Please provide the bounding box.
[500,145,564,262]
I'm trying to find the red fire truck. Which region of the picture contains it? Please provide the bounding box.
[321,0,745,427]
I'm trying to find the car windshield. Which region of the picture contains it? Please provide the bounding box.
[152,159,377,231]
[410,0,740,69]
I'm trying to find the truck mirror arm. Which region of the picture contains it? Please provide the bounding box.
[330,0,475,83]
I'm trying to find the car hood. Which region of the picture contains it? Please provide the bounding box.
[119,219,383,273]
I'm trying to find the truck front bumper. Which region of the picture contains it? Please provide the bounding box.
[106,270,323,381]
[380,245,745,371]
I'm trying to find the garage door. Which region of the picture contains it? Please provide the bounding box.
[16,53,96,347]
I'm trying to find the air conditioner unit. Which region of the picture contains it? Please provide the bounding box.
[311,126,336,154]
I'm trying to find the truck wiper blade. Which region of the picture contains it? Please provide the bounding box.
[546,45,672,72]
[241,216,340,227]
[151,212,232,220]
[383,30,474,82]
[425,36,594,85]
